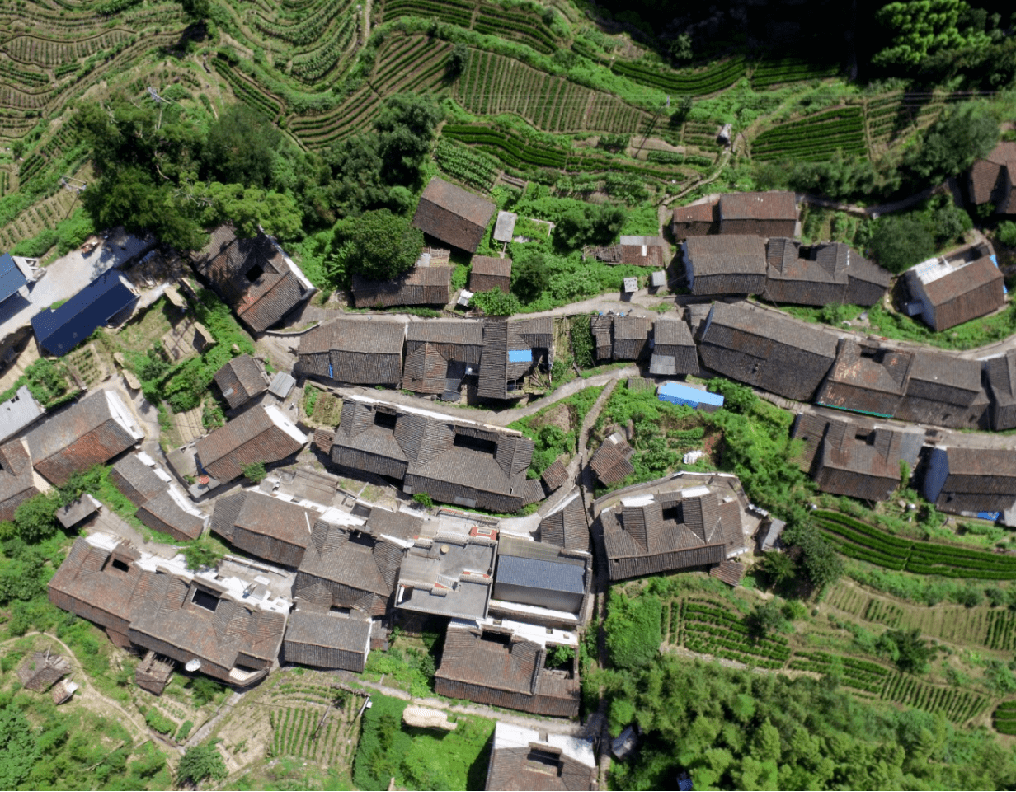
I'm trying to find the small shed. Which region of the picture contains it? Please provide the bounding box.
[541,458,569,492]
[623,277,638,294]
[469,256,512,294]
[650,270,667,289]
[758,517,786,552]
[709,559,745,587]
[657,382,724,412]
[18,650,71,692]
[493,211,518,243]
[268,371,296,399]
[52,679,79,705]
[56,494,101,529]
[135,651,174,695]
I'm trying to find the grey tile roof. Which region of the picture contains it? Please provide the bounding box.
[195,405,305,483]
[214,355,268,409]
[412,178,496,253]
[0,385,43,444]
[297,318,405,386]
[496,540,586,594]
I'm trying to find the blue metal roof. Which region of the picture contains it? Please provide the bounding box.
[32,270,136,357]
[496,555,585,594]
[508,349,533,363]
[0,253,27,304]
[658,381,725,407]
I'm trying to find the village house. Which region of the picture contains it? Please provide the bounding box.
[296,317,406,388]
[682,235,768,295]
[697,301,839,402]
[412,177,496,253]
[986,349,1016,430]
[905,248,1005,332]
[329,396,540,512]
[476,317,553,401]
[924,446,1016,518]
[671,200,718,239]
[396,532,497,620]
[0,252,29,309]
[598,480,745,581]
[537,493,590,554]
[611,315,652,361]
[541,457,570,493]
[282,608,372,673]
[791,414,923,502]
[485,722,597,792]
[816,339,914,419]
[968,141,1016,215]
[0,385,44,445]
[352,249,453,308]
[763,238,889,307]
[192,225,315,334]
[25,390,143,486]
[434,619,581,717]
[718,191,798,236]
[895,352,990,429]
[402,319,484,398]
[594,236,668,268]
[213,355,270,410]
[110,453,205,541]
[0,438,45,521]
[649,315,699,377]
[210,489,326,568]
[194,404,306,486]
[589,432,635,487]
[590,315,613,362]
[469,255,512,294]
[48,532,291,686]
[489,537,590,628]
[32,271,138,357]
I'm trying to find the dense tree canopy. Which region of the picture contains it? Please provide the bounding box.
[343,209,423,282]
[867,215,936,274]
[905,102,999,184]
[873,0,987,68]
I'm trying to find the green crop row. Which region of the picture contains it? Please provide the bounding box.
[213,57,283,119]
[751,58,839,89]
[883,674,987,723]
[434,139,500,191]
[612,56,746,96]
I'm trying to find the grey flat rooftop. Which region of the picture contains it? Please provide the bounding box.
[493,212,518,243]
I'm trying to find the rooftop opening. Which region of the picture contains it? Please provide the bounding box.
[111,558,130,573]
[453,432,498,455]
[662,504,683,523]
[481,630,512,647]
[192,589,220,612]
[373,410,398,430]
[330,605,351,615]
[246,263,264,282]
[526,750,562,775]
[348,529,375,548]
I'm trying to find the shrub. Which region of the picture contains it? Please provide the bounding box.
[605,590,662,670]
[412,492,434,509]
[182,539,224,571]
[177,743,226,786]
[242,463,266,484]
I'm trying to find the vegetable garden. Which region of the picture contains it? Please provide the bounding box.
[456,49,659,136]
[814,511,1016,580]
[993,701,1016,735]
[750,106,867,162]
[674,599,792,669]
[611,56,746,96]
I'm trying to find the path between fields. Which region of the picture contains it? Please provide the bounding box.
[0,632,169,751]
[337,674,597,737]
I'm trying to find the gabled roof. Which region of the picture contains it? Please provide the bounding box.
[470,255,512,279]
[213,355,268,410]
[684,235,767,277]
[538,493,589,553]
[298,317,406,385]
[412,177,496,253]
[210,489,317,563]
[0,438,41,520]
[111,453,170,506]
[0,385,43,444]
[618,236,666,268]
[0,252,27,304]
[719,191,797,221]
[192,225,314,333]
[816,340,913,418]
[406,319,484,347]
[25,390,143,486]
[298,518,405,600]
[486,722,597,792]
[351,264,452,308]
[912,256,1004,329]
[969,142,1016,206]
[32,271,136,357]
[496,538,586,595]
[589,433,634,487]
[195,404,306,483]
[672,201,717,224]
[283,609,371,655]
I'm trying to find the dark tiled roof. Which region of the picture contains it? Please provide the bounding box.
[914,257,1004,331]
[297,318,405,386]
[969,142,1016,207]
[709,559,745,586]
[195,405,304,483]
[192,225,314,333]
[619,236,666,268]
[407,319,484,347]
[470,256,512,294]
[612,315,651,360]
[486,743,597,792]
[589,435,634,487]
[213,355,268,409]
[816,339,913,418]
[412,178,496,253]
[602,487,742,581]
[26,391,141,486]
[698,302,837,402]
[987,350,1016,430]
[0,252,27,304]
[764,238,888,307]
[685,235,767,277]
[210,490,315,566]
[0,439,41,521]
[110,454,165,506]
[283,609,370,661]
[352,265,452,308]
[897,351,986,428]
[672,201,717,223]
[541,458,569,491]
[137,490,205,541]
[719,191,797,221]
[538,495,589,553]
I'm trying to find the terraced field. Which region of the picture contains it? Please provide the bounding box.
[750,105,867,162]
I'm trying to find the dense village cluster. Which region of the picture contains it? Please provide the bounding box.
[0,129,1014,789]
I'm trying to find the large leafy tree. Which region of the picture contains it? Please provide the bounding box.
[867,215,936,274]
[176,744,226,786]
[873,0,988,68]
[343,209,423,281]
[202,104,282,189]
[905,102,999,184]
